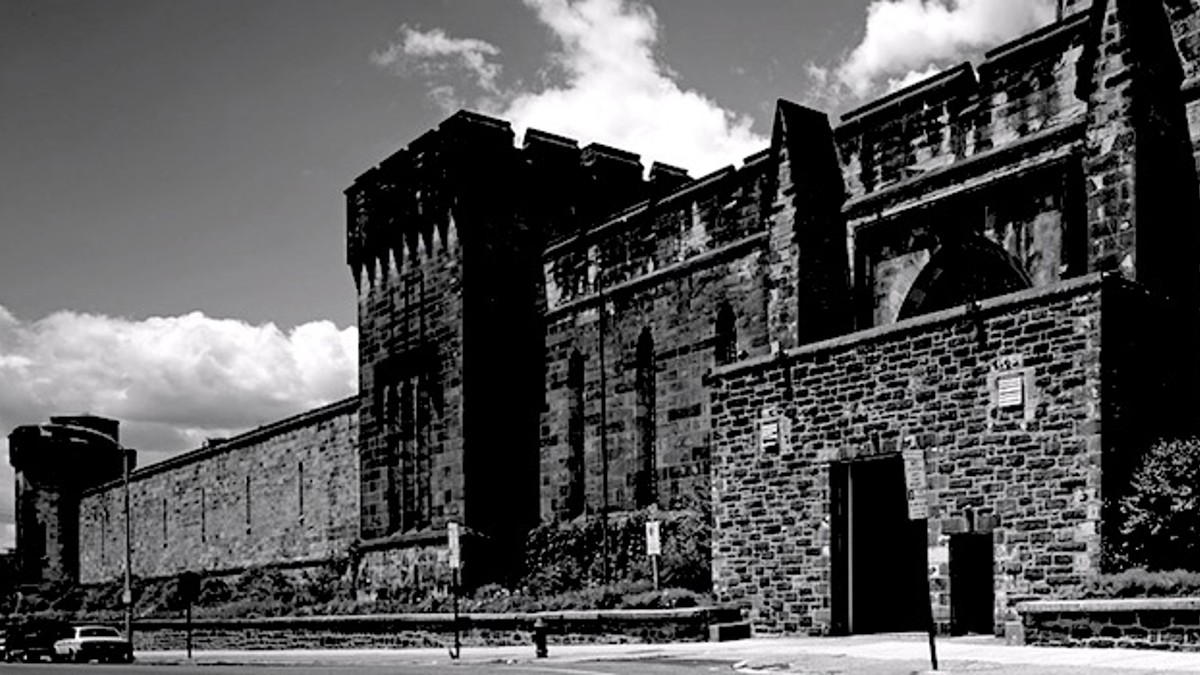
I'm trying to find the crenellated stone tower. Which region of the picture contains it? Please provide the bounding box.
[344,111,695,584]
[8,415,128,584]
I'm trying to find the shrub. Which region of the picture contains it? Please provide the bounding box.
[522,506,710,596]
[1117,437,1200,570]
[1084,568,1200,598]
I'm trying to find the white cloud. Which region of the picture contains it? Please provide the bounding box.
[816,0,1055,102]
[372,25,503,112]
[885,65,945,94]
[0,306,357,549]
[376,0,767,177]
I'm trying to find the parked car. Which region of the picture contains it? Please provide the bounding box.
[53,625,133,663]
[4,618,70,662]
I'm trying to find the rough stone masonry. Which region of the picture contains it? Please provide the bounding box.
[11,0,1200,638]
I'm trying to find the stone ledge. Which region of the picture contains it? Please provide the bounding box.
[1019,597,1200,613]
[1020,597,1200,652]
[714,272,1109,380]
[133,607,734,630]
[124,608,740,651]
[544,232,770,319]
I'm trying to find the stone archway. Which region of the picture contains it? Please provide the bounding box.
[898,236,1032,321]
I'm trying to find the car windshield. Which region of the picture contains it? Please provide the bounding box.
[78,627,120,638]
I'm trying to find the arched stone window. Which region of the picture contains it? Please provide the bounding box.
[898,235,1032,321]
[634,328,657,509]
[566,351,586,518]
[715,301,737,366]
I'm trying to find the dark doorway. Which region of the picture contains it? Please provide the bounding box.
[950,533,995,635]
[831,455,929,634]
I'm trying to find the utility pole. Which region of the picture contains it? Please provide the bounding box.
[598,279,610,584]
[123,447,133,643]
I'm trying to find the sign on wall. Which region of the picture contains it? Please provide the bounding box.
[902,449,929,520]
[997,374,1025,408]
[448,521,461,569]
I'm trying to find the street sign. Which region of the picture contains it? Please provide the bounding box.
[645,520,661,556]
[121,589,132,605]
[447,522,461,569]
[902,449,929,520]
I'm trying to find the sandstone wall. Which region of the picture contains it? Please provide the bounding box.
[539,152,772,519]
[711,277,1108,634]
[837,16,1093,331]
[77,398,358,584]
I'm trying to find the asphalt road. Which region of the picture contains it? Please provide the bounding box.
[0,659,737,674]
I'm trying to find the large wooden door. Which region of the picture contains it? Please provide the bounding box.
[831,455,929,634]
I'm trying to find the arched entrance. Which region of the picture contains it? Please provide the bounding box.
[898,236,1032,320]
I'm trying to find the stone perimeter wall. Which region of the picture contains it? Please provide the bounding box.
[1021,598,1200,651]
[711,276,1107,634]
[122,609,728,651]
[77,399,359,584]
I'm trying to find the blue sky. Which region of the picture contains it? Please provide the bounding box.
[0,0,1058,549]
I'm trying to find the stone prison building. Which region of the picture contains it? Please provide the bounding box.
[12,0,1200,636]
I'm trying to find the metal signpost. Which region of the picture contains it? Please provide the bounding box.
[448,522,461,660]
[645,520,661,590]
[902,449,938,672]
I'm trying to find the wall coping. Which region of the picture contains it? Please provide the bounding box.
[542,150,770,261]
[81,396,359,496]
[713,272,1109,380]
[131,607,724,630]
[544,232,769,319]
[839,63,977,128]
[1019,597,1200,614]
[980,10,1091,68]
[843,119,1085,221]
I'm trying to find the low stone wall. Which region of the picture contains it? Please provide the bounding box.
[1020,598,1200,651]
[130,608,739,651]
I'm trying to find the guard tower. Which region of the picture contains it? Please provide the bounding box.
[9,415,129,584]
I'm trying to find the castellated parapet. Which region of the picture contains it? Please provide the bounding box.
[9,416,126,584]
[14,0,1200,640]
[344,110,708,585]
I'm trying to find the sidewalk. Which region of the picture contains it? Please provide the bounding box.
[137,634,1200,673]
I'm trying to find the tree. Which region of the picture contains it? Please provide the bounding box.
[1118,438,1200,570]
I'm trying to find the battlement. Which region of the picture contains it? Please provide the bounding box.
[9,416,126,488]
[345,110,698,288]
[835,11,1092,205]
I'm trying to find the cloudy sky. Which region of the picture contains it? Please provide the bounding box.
[0,0,1058,550]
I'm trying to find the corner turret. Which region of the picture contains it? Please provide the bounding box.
[9,415,129,584]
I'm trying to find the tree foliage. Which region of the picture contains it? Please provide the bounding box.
[1117,437,1200,571]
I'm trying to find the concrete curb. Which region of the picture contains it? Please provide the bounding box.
[133,635,1200,673]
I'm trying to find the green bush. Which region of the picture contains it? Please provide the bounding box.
[522,506,710,596]
[1084,568,1200,598]
[1117,437,1200,570]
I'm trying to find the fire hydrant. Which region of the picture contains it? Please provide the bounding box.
[533,617,548,658]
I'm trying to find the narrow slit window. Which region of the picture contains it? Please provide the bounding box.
[298,461,305,516]
[567,350,586,518]
[715,301,737,366]
[200,488,207,543]
[635,327,657,508]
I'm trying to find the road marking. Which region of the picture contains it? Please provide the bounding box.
[506,662,619,667]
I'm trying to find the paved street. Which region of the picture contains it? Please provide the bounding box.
[0,659,731,674]
[8,634,1196,674]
